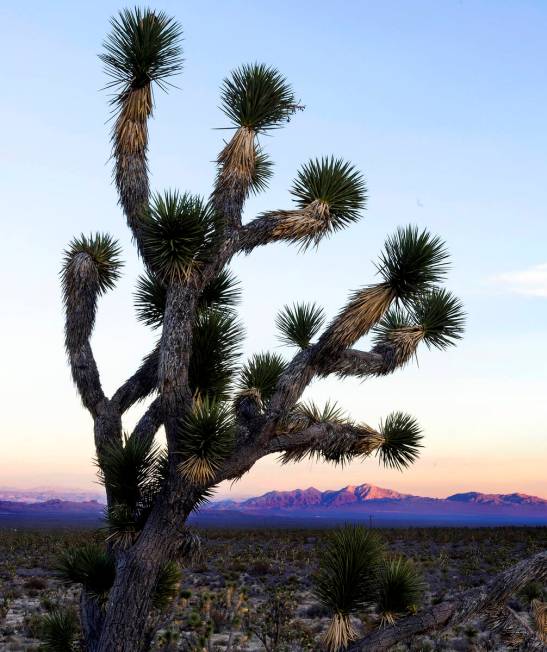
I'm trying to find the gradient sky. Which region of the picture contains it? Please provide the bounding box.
[1,1,546,500]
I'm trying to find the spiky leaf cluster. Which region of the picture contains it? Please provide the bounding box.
[62,233,122,296]
[199,269,242,311]
[276,302,325,348]
[100,8,183,92]
[134,271,166,328]
[377,412,423,471]
[291,157,367,232]
[57,544,115,603]
[376,557,424,624]
[135,268,241,328]
[314,525,384,617]
[411,288,465,349]
[153,561,181,610]
[377,225,449,299]
[97,435,164,546]
[291,400,347,427]
[250,148,274,194]
[140,191,219,283]
[220,63,297,132]
[38,608,78,652]
[177,396,235,484]
[237,352,286,403]
[189,308,244,399]
[372,288,465,363]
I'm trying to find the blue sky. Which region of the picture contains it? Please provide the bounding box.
[1,1,546,498]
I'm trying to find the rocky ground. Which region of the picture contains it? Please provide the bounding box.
[0,526,545,651]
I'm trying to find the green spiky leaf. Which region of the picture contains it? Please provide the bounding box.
[220,63,298,132]
[97,435,161,509]
[411,288,465,350]
[38,608,78,652]
[276,302,325,348]
[140,191,219,283]
[372,306,414,344]
[190,308,244,399]
[314,525,384,617]
[377,412,423,471]
[292,400,347,426]
[376,557,424,624]
[135,269,241,329]
[153,561,181,610]
[134,271,166,328]
[62,233,123,296]
[237,352,287,403]
[96,435,164,545]
[177,396,235,485]
[57,544,115,603]
[377,226,449,299]
[100,8,183,92]
[250,148,275,194]
[198,270,242,311]
[291,157,367,232]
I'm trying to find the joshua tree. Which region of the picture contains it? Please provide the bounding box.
[61,8,467,651]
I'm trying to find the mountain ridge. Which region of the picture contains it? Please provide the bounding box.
[207,483,547,511]
[2,483,547,527]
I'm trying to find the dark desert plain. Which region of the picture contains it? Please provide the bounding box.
[1,486,546,649]
[2,1,547,651]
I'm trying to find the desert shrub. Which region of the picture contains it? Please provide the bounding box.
[376,557,424,625]
[244,585,310,651]
[38,608,78,651]
[24,577,48,591]
[249,557,271,576]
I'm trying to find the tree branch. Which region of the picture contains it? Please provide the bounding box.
[267,421,383,464]
[348,551,547,652]
[238,207,325,253]
[319,342,415,379]
[488,606,547,651]
[129,397,163,448]
[112,346,159,413]
[63,252,106,416]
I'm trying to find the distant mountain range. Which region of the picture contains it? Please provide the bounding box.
[207,483,547,512]
[2,484,546,527]
[0,488,104,504]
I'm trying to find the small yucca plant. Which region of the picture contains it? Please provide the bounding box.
[314,525,384,651]
[39,608,78,652]
[375,557,424,626]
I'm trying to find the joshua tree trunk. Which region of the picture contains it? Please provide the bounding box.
[60,8,477,651]
[80,591,104,652]
[97,529,174,651]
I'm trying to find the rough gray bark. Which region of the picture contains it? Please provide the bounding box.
[488,606,547,651]
[348,551,547,652]
[80,591,103,652]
